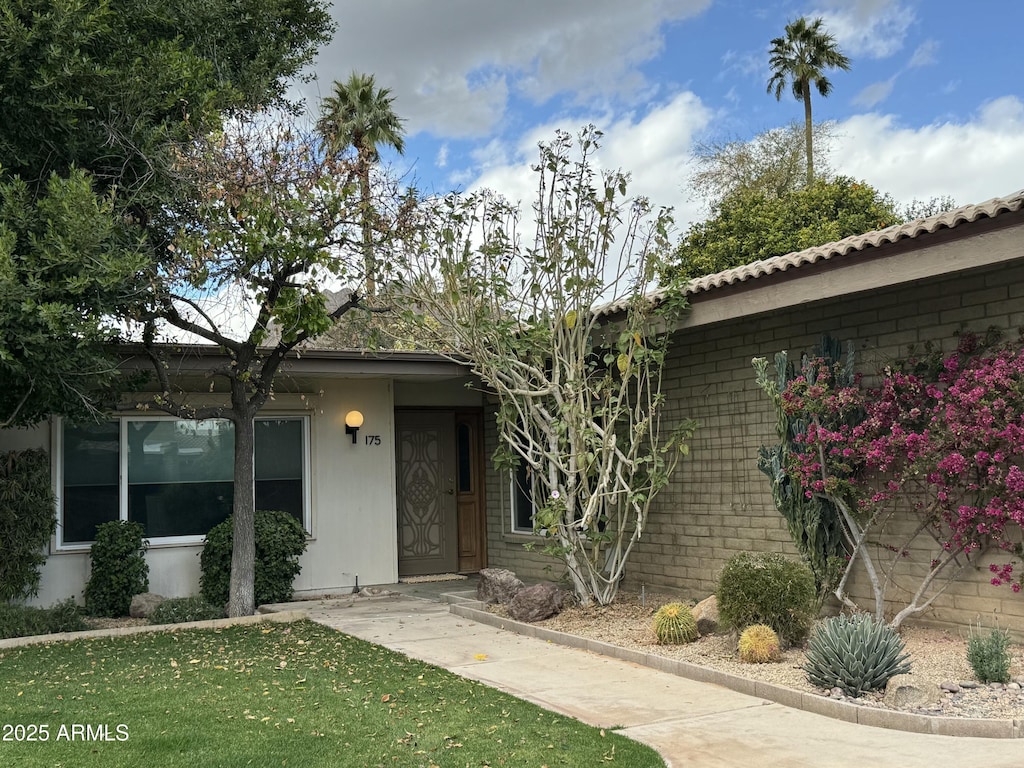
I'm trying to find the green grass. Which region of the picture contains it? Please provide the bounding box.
[0,620,663,767]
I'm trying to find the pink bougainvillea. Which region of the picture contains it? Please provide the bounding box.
[782,337,1024,595]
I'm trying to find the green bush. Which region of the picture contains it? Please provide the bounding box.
[0,449,57,602]
[0,600,87,639]
[651,603,699,644]
[716,551,817,645]
[967,625,1011,684]
[84,520,149,617]
[200,510,307,608]
[149,596,225,625]
[803,614,912,697]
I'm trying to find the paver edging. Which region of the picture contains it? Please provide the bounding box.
[449,602,1020,739]
[0,609,308,650]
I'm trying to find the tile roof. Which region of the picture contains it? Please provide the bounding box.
[597,188,1024,317]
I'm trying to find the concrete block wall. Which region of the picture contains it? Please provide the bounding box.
[624,260,1024,632]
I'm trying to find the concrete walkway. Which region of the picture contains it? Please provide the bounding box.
[265,587,1024,768]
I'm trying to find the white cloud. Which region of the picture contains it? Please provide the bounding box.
[908,39,939,68]
[435,144,449,169]
[833,96,1024,207]
[813,0,916,59]
[852,77,896,108]
[303,0,711,138]
[465,91,714,231]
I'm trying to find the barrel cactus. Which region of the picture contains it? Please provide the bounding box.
[738,624,781,663]
[803,614,912,697]
[652,602,698,645]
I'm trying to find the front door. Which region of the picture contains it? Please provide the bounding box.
[395,411,459,576]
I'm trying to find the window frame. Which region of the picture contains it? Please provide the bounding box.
[54,413,312,550]
[510,461,537,535]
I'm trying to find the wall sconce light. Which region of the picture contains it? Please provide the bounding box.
[345,410,364,444]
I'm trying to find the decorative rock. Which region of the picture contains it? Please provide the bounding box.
[883,674,941,709]
[1008,682,1021,691]
[990,682,1006,690]
[829,687,845,699]
[691,595,719,636]
[129,592,167,619]
[507,583,569,623]
[940,682,961,693]
[959,681,979,689]
[476,568,524,605]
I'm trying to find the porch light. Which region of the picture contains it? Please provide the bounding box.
[345,410,364,444]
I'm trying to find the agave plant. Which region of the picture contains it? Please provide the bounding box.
[803,614,911,697]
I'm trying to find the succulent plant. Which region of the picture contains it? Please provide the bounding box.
[652,602,698,645]
[803,614,911,697]
[738,624,782,663]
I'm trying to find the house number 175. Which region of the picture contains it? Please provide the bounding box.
[364,435,382,446]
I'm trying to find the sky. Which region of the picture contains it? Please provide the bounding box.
[294,0,1024,234]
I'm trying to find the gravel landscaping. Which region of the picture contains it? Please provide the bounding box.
[507,590,1024,720]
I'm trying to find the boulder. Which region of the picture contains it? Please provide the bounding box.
[507,583,569,623]
[883,673,942,709]
[129,592,167,619]
[692,594,720,636]
[476,568,524,604]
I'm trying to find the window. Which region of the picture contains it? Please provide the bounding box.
[511,461,536,534]
[58,416,310,546]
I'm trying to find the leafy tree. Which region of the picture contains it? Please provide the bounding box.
[690,121,836,207]
[0,0,334,424]
[138,116,404,617]
[767,17,850,185]
[0,170,147,426]
[664,177,900,283]
[394,127,697,606]
[318,72,407,297]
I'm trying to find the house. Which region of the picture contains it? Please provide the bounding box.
[6,188,1024,632]
[11,347,491,605]
[485,188,1024,632]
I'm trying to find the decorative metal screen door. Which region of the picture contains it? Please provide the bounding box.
[395,411,458,576]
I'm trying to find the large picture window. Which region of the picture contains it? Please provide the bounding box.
[59,416,310,546]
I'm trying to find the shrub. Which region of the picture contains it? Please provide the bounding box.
[149,596,225,625]
[84,520,149,617]
[967,625,1011,684]
[716,551,816,645]
[0,449,57,602]
[200,510,307,608]
[651,602,698,645]
[0,600,87,639]
[803,614,911,697]
[738,624,782,663]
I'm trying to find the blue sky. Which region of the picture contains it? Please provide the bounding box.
[299,0,1024,232]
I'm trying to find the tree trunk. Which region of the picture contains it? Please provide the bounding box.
[803,84,814,186]
[359,151,375,297]
[228,410,257,617]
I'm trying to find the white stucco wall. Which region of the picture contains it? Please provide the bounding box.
[6,377,403,606]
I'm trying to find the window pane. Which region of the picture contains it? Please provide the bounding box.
[456,423,472,493]
[127,420,233,537]
[62,421,119,543]
[255,418,304,525]
[512,462,534,532]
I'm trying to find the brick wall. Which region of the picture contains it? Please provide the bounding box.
[623,260,1024,632]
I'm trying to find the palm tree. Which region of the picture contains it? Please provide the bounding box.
[318,72,406,297]
[767,17,850,185]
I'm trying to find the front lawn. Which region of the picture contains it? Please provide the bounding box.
[0,619,662,767]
